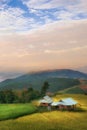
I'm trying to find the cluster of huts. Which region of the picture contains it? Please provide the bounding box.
[39,96,78,111]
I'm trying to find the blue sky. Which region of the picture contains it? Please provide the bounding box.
[0,0,87,73]
[0,0,87,33]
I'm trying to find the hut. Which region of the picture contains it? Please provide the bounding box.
[51,98,78,110]
[39,96,53,107]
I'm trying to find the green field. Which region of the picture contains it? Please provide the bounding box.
[0,104,37,121]
[0,94,87,130]
[58,85,85,94]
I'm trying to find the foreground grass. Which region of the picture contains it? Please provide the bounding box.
[0,104,37,121]
[0,94,87,130]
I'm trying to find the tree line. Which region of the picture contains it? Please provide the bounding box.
[0,81,49,103]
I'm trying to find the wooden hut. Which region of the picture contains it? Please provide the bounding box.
[39,96,53,107]
[51,98,78,110]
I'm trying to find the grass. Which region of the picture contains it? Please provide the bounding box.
[57,85,84,94]
[0,94,87,130]
[0,103,37,121]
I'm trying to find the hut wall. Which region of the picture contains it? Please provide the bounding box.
[40,103,49,106]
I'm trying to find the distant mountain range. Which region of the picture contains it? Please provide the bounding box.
[0,69,87,92]
[0,72,24,82]
[77,66,87,73]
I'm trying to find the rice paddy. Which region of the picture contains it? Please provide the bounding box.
[0,94,87,130]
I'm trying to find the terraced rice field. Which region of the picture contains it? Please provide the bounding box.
[0,94,87,130]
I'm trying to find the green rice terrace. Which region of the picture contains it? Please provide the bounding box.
[0,94,87,130]
[0,104,37,121]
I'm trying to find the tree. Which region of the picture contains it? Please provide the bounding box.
[0,91,5,103]
[4,90,16,103]
[28,87,34,92]
[41,81,49,96]
[21,87,40,103]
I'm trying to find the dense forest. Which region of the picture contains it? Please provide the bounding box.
[0,78,81,103]
[0,82,49,103]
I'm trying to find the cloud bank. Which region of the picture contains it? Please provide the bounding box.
[0,19,87,71]
[0,0,87,72]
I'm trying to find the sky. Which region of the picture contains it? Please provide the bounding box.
[0,0,87,74]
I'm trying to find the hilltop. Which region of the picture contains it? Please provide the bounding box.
[0,69,87,92]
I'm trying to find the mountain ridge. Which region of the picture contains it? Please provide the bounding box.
[0,69,87,91]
